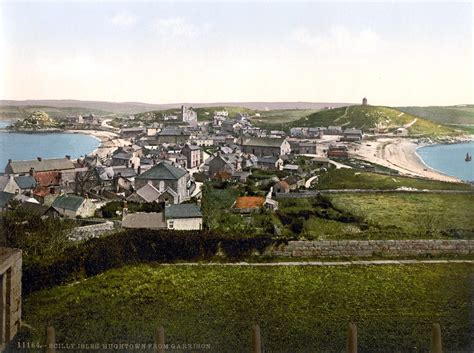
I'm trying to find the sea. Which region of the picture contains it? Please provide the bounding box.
[0,121,100,171]
[416,141,474,182]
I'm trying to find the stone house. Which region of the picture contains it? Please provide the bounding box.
[52,194,96,218]
[0,175,36,195]
[342,128,363,142]
[207,154,242,177]
[134,162,190,203]
[181,144,202,169]
[156,127,191,145]
[256,156,283,171]
[240,137,291,157]
[5,157,75,176]
[165,204,203,230]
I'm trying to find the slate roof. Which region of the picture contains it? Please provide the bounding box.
[52,194,85,211]
[158,128,190,136]
[112,152,132,160]
[241,137,286,148]
[344,128,363,135]
[0,192,15,208]
[136,162,187,181]
[122,212,166,229]
[17,202,52,217]
[0,176,10,191]
[14,176,37,189]
[165,204,202,219]
[257,156,280,164]
[136,183,161,203]
[6,157,75,174]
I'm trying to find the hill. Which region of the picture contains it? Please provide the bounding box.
[397,105,474,125]
[1,100,350,116]
[9,111,62,130]
[288,105,459,136]
[0,105,114,121]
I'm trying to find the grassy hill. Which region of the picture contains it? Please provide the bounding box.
[133,106,255,123]
[251,109,320,128]
[0,105,114,121]
[288,105,459,136]
[19,263,472,353]
[397,105,474,125]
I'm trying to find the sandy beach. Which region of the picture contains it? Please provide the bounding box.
[67,129,129,158]
[355,138,464,183]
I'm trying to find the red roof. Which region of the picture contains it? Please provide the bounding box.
[234,196,265,209]
[34,171,61,187]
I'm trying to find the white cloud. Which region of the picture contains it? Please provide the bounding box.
[109,12,137,27]
[291,26,384,54]
[152,17,210,40]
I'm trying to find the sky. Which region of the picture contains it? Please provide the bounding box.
[0,1,472,106]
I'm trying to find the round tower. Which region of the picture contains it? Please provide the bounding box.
[362,97,368,106]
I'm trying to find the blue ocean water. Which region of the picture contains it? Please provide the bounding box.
[0,131,100,172]
[416,141,474,182]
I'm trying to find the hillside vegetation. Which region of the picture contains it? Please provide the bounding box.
[9,111,62,130]
[289,105,459,136]
[397,105,474,125]
[0,105,112,121]
[134,106,254,123]
[19,263,472,353]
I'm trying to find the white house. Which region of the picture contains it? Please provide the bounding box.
[165,204,203,230]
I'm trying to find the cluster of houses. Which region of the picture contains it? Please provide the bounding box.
[0,105,365,234]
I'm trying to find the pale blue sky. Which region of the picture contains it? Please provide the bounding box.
[1,1,472,105]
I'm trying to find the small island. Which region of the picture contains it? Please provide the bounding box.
[8,110,63,132]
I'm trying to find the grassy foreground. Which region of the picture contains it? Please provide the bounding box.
[17,263,472,353]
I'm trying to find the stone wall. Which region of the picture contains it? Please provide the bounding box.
[68,221,115,241]
[269,239,473,258]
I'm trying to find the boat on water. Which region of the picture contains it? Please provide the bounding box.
[466,153,472,162]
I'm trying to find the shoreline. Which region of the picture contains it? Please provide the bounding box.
[65,129,129,158]
[355,136,474,183]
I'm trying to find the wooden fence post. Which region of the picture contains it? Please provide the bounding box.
[251,324,262,353]
[431,323,443,353]
[46,326,56,353]
[346,323,357,353]
[155,326,165,353]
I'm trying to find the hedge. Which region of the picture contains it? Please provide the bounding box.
[22,230,275,295]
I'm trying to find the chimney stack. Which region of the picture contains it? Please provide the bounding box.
[37,157,42,162]
[8,159,12,164]
[29,167,35,177]
[65,155,71,160]
[122,201,129,219]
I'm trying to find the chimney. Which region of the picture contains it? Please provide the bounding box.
[29,167,35,176]
[122,201,129,219]
[37,157,42,162]
[65,155,71,160]
[8,159,12,164]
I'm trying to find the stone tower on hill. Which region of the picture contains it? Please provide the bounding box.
[362,97,368,106]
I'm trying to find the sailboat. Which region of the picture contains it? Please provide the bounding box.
[466,153,472,162]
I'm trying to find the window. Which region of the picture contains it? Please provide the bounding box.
[169,221,174,229]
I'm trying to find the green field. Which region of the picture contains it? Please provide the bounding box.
[251,109,318,127]
[314,168,473,191]
[18,263,472,353]
[329,193,474,238]
[276,192,474,240]
[288,105,458,136]
[398,105,474,125]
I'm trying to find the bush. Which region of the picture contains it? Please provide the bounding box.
[22,230,274,295]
